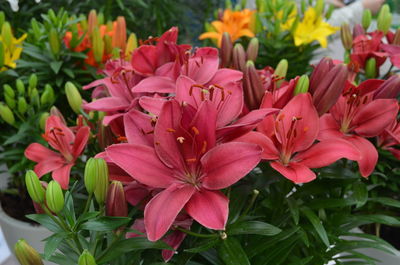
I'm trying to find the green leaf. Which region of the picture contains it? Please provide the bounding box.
[184,238,219,253]
[353,181,368,208]
[300,207,330,247]
[26,214,62,233]
[81,216,131,231]
[229,221,281,236]
[287,197,299,225]
[218,237,250,265]
[368,197,400,208]
[50,61,63,74]
[74,211,99,229]
[44,232,68,259]
[97,237,172,264]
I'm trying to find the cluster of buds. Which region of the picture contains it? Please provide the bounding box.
[0,74,54,127]
[64,10,137,67]
[0,11,27,72]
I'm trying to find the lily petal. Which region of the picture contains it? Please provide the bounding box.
[270,161,316,184]
[234,131,280,160]
[346,136,378,177]
[52,163,73,189]
[72,126,90,158]
[25,143,62,162]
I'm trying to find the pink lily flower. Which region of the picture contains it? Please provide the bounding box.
[236,93,360,183]
[127,214,192,262]
[377,119,400,160]
[350,31,387,70]
[319,80,399,177]
[25,116,90,189]
[381,43,400,69]
[107,100,262,241]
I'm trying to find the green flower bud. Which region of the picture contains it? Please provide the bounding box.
[14,239,44,265]
[325,4,335,20]
[39,112,49,131]
[301,0,306,14]
[31,18,41,41]
[1,22,12,48]
[104,34,113,55]
[40,85,55,106]
[30,88,40,108]
[340,23,353,50]
[0,103,15,125]
[274,59,288,87]
[362,9,372,31]
[84,158,96,194]
[377,4,392,34]
[92,27,104,63]
[315,0,325,18]
[29,74,38,90]
[46,181,64,213]
[0,41,4,69]
[246,37,259,62]
[97,12,104,25]
[78,250,97,265]
[18,97,28,114]
[4,84,15,98]
[16,79,25,96]
[365,57,377,79]
[25,170,45,204]
[0,12,5,29]
[5,94,16,109]
[79,14,88,31]
[65,81,82,114]
[294,75,309,95]
[48,28,60,58]
[93,158,109,205]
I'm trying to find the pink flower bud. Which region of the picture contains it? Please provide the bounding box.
[232,43,246,71]
[106,181,128,217]
[220,32,232,68]
[374,75,400,99]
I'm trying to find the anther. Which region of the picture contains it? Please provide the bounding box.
[166,128,176,133]
[191,127,200,135]
[177,137,185,143]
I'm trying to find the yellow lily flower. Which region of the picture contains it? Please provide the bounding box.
[0,30,26,72]
[199,9,255,47]
[293,7,338,48]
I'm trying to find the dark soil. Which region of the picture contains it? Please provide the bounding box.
[0,192,38,224]
[380,225,400,250]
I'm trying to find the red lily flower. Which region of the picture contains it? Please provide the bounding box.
[236,94,360,183]
[25,116,90,189]
[350,31,387,70]
[377,119,400,160]
[319,80,399,177]
[381,43,400,69]
[106,100,262,241]
[127,214,192,262]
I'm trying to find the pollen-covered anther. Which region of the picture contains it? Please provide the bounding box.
[166,128,176,133]
[186,158,197,163]
[177,136,185,143]
[201,140,207,154]
[303,126,309,132]
[191,126,200,135]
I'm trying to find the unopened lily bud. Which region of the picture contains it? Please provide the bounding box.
[113,16,127,51]
[28,74,37,91]
[325,4,335,20]
[365,57,377,78]
[5,94,15,109]
[300,0,307,14]
[393,29,400,46]
[18,97,28,114]
[48,28,60,58]
[79,14,88,31]
[0,103,15,125]
[274,59,288,87]
[232,43,246,71]
[97,12,104,25]
[104,34,113,55]
[31,18,41,41]
[362,9,372,30]
[3,84,15,98]
[374,74,400,99]
[377,4,392,34]
[30,88,40,107]
[220,32,232,68]
[0,12,4,29]
[106,181,128,217]
[39,112,49,131]
[243,60,265,110]
[1,22,12,48]
[41,84,55,105]
[94,158,109,205]
[88,10,98,35]
[65,81,82,114]
[14,239,44,265]
[340,24,353,50]
[125,33,137,60]
[16,79,25,96]
[294,75,309,95]
[50,106,67,124]
[315,0,325,18]
[46,181,64,213]
[0,42,4,69]
[78,250,97,265]
[353,24,365,38]
[84,158,97,194]
[25,170,45,204]
[246,37,259,62]
[92,27,104,63]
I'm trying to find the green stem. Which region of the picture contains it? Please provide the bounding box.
[241,189,260,218]
[83,193,93,214]
[96,233,123,262]
[175,227,218,238]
